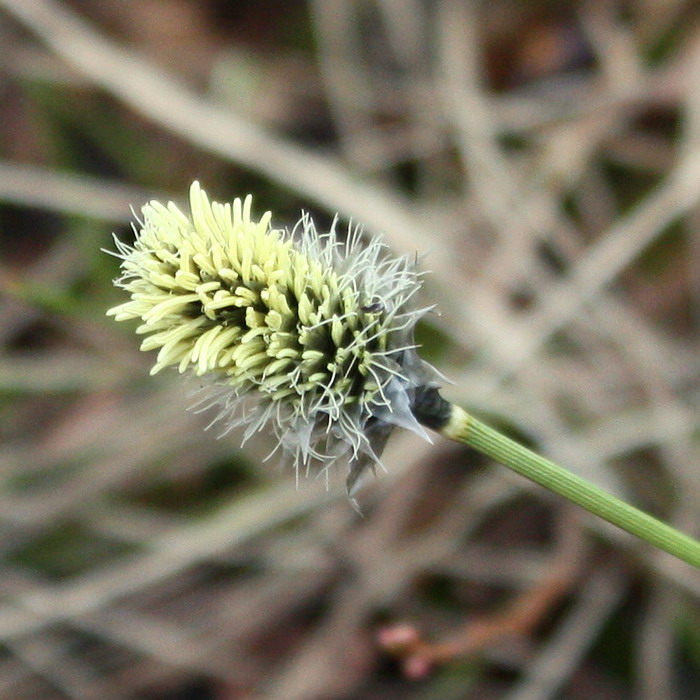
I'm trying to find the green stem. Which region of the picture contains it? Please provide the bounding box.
[439,403,700,569]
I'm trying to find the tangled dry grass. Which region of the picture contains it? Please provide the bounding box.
[0,1,699,698]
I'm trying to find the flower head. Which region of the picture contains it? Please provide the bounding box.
[107,182,440,493]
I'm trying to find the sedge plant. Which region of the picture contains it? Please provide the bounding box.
[107,182,700,569]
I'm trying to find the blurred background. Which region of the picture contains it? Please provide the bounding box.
[1,0,700,698]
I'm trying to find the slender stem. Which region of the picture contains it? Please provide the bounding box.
[435,402,700,569]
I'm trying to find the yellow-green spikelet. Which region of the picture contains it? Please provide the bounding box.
[108,182,437,488]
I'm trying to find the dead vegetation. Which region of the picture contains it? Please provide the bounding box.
[0,1,699,698]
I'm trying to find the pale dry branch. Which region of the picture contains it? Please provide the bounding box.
[505,565,627,700]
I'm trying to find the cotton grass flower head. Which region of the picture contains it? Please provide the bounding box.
[107,182,440,493]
